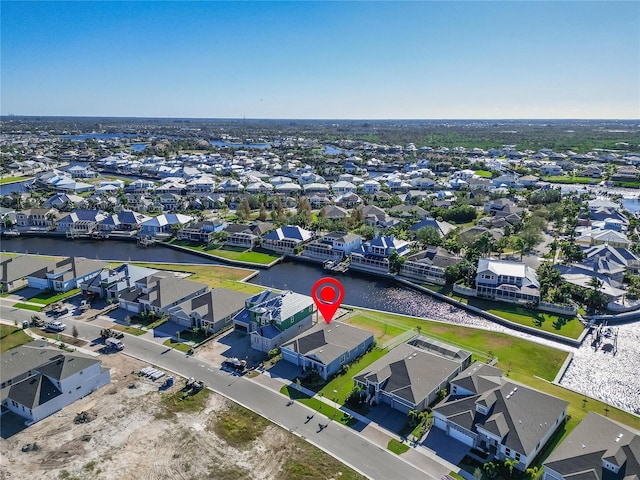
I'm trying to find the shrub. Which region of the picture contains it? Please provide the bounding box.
[267,347,280,359]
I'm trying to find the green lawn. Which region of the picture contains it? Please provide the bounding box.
[111,324,146,336]
[130,262,256,291]
[387,439,409,455]
[466,297,584,340]
[163,338,192,353]
[316,348,388,404]
[279,385,359,427]
[210,403,270,448]
[542,176,597,184]
[345,308,567,382]
[27,288,81,305]
[474,170,493,178]
[342,312,407,345]
[168,240,280,265]
[0,324,32,353]
[0,176,31,184]
[12,302,42,311]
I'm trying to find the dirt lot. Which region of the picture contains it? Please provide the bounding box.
[0,354,364,480]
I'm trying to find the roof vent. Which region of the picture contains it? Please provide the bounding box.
[513,387,518,392]
[506,394,511,399]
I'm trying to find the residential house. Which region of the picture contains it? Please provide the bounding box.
[543,412,640,480]
[354,338,471,413]
[168,288,251,334]
[80,263,159,300]
[118,273,208,314]
[475,259,540,304]
[281,322,374,380]
[331,181,357,195]
[56,209,107,233]
[261,226,314,254]
[15,208,57,228]
[540,164,563,176]
[177,220,225,243]
[433,362,568,470]
[232,290,316,352]
[359,205,399,229]
[98,210,151,232]
[409,217,455,238]
[139,213,194,237]
[576,229,631,249]
[350,234,411,274]
[27,257,108,292]
[43,194,86,210]
[319,205,349,220]
[362,179,381,194]
[1,342,111,424]
[0,254,57,292]
[302,231,362,261]
[400,247,461,285]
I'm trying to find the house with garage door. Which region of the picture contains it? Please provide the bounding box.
[232,290,316,352]
[27,257,108,292]
[433,361,568,471]
[542,412,640,480]
[281,322,373,380]
[167,288,251,334]
[117,272,208,314]
[1,341,111,424]
[353,337,471,413]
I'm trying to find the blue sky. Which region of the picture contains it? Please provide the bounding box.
[2,1,639,119]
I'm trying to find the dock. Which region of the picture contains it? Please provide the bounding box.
[323,259,349,273]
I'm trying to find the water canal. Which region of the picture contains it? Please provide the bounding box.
[1,237,639,414]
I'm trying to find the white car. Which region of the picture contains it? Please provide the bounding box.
[46,321,66,332]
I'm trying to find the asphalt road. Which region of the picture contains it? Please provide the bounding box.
[1,303,438,480]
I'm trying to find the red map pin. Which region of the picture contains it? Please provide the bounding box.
[311,277,345,324]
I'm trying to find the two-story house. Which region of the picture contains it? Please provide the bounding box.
[349,234,411,274]
[433,362,568,471]
[475,259,540,304]
[1,343,111,424]
[232,290,316,353]
[302,231,362,262]
[27,257,108,292]
[261,226,314,254]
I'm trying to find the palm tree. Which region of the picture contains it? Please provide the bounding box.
[526,465,544,480]
[503,458,518,478]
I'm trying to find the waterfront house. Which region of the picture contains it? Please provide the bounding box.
[349,234,411,274]
[168,288,251,334]
[232,290,316,353]
[176,220,225,243]
[302,231,362,261]
[56,209,107,233]
[1,342,111,424]
[543,412,640,480]
[433,362,568,471]
[261,225,314,254]
[354,338,471,413]
[281,322,374,380]
[15,208,57,228]
[27,256,108,292]
[399,247,461,285]
[96,211,150,232]
[139,213,194,237]
[474,259,540,304]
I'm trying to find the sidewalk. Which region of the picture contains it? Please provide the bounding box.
[252,368,458,476]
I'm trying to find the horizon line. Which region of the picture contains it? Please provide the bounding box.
[2,115,639,122]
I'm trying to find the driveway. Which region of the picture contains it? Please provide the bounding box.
[422,427,469,465]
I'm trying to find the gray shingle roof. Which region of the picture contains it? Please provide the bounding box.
[544,412,640,480]
[282,322,373,366]
[354,343,463,406]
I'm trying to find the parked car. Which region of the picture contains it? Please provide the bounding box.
[46,321,66,332]
[105,338,124,351]
[54,307,69,318]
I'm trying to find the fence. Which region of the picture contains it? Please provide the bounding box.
[538,301,577,316]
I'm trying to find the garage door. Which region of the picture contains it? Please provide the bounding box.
[282,349,300,366]
[449,426,474,446]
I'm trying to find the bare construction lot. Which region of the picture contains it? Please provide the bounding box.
[0,354,364,480]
